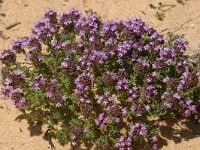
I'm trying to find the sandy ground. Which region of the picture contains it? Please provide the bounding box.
[0,0,200,150]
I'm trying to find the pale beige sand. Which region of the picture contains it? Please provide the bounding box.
[0,0,200,150]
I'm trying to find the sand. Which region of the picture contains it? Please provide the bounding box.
[0,0,200,149]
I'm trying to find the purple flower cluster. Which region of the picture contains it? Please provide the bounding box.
[0,49,16,65]
[179,99,196,117]
[176,59,188,71]
[161,92,179,109]
[75,72,94,99]
[128,86,140,102]
[173,38,187,54]
[33,9,59,43]
[11,37,29,53]
[133,59,150,74]
[29,75,46,91]
[130,100,150,117]
[2,69,26,87]
[2,86,14,99]
[95,113,110,128]
[144,72,157,84]
[80,102,93,117]
[11,88,26,108]
[142,85,158,100]
[75,13,100,37]
[103,71,116,84]
[116,79,129,91]
[129,123,147,138]
[79,49,108,70]
[45,79,64,107]
[97,92,125,123]
[69,124,84,145]
[97,92,115,107]
[115,123,147,150]
[178,71,199,91]
[61,57,77,72]
[115,135,132,150]
[150,136,158,150]
[58,8,81,27]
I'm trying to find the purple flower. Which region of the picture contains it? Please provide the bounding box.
[59,7,81,27]
[117,41,132,58]
[0,49,16,64]
[11,37,29,53]
[151,136,158,150]
[11,88,26,107]
[143,85,158,99]
[128,86,140,102]
[75,72,94,99]
[4,78,12,86]
[95,113,110,128]
[129,123,147,137]
[173,93,181,99]
[2,86,14,99]
[115,135,132,150]
[75,13,100,36]
[97,92,115,106]
[14,70,26,79]
[32,75,46,91]
[163,76,170,83]
[103,71,116,83]
[173,38,187,54]
[130,100,150,117]
[122,107,127,116]
[45,91,52,98]
[12,97,26,108]
[179,99,196,117]
[116,79,128,91]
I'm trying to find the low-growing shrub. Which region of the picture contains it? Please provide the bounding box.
[1,8,200,149]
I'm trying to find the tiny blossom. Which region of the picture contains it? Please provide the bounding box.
[115,135,132,150]
[2,86,14,99]
[130,100,150,117]
[0,49,16,64]
[144,72,157,84]
[151,136,158,150]
[61,57,77,72]
[128,86,140,102]
[129,123,147,137]
[163,76,170,83]
[143,85,158,99]
[32,75,46,91]
[13,70,26,79]
[11,88,26,107]
[11,37,29,53]
[173,38,187,54]
[97,92,115,106]
[116,79,128,91]
[46,80,64,106]
[103,71,116,84]
[179,99,197,117]
[95,113,110,128]
[4,78,12,86]
[121,107,127,116]
[75,72,94,99]
[173,93,181,99]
